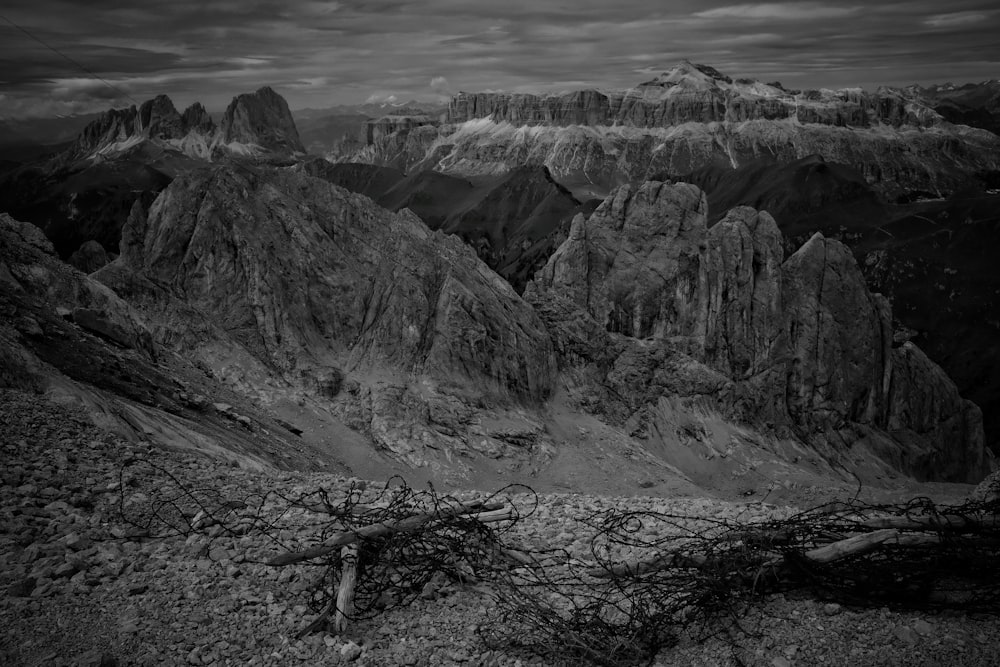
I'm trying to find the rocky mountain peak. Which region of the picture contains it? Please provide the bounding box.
[220,86,305,154]
[641,61,734,88]
[180,101,215,134]
[137,94,183,139]
[526,181,990,482]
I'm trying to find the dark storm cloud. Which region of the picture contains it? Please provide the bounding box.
[1,0,998,118]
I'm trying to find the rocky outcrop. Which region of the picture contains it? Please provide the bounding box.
[98,166,557,469]
[887,342,988,482]
[525,182,991,482]
[775,233,893,430]
[366,115,439,145]
[0,213,349,472]
[67,240,110,274]
[180,102,215,134]
[533,181,709,340]
[219,86,304,154]
[703,207,783,378]
[66,87,303,161]
[137,95,185,140]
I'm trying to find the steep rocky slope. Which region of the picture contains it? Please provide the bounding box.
[0,87,305,267]
[668,157,1000,456]
[354,63,1000,201]
[301,158,593,291]
[96,165,560,478]
[525,182,990,483]
[910,79,1000,135]
[0,212,346,473]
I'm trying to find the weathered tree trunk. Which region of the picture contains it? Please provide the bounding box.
[333,544,360,633]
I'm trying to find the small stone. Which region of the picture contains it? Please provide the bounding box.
[54,561,79,579]
[340,641,362,661]
[771,658,792,667]
[893,625,918,644]
[209,547,231,562]
[912,619,933,636]
[823,602,842,616]
[76,649,118,667]
[64,532,91,551]
[128,583,149,595]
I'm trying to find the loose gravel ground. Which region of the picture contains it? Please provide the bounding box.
[3,389,999,666]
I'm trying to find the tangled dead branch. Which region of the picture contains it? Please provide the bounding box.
[117,460,1000,667]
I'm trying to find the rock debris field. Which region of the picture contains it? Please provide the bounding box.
[3,388,1000,667]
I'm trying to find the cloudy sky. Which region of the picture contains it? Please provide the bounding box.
[0,0,998,118]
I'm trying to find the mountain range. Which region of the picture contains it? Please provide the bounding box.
[0,64,998,497]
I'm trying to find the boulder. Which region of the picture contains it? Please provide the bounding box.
[68,240,110,274]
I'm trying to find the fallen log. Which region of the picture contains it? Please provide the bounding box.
[586,528,943,579]
[858,514,1000,532]
[268,500,506,566]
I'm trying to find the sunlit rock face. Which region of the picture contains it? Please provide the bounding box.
[355,62,1000,201]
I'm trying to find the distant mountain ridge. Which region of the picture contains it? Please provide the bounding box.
[67,86,304,162]
[352,62,1000,201]
[449,60,942,129]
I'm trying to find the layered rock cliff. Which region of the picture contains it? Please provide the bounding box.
[354,62,1000,200]
[449,62,939,129]
[525,182,991,482]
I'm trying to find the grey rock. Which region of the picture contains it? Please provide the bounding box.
[68,240,111,274]
[340,641,363,661]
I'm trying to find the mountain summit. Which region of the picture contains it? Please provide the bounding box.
[67,86,304,161]
[220,86,305,154]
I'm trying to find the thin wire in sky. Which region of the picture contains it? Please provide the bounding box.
[0,13,141,107]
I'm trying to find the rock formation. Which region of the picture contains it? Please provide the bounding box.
[66,87,303,161]
[219,86,304,154]
[353,62,1000,200]
[448,62,938,130]
[67,239,111,274]
[0,212,353,472]
[97,165,558,471]
[526,181,991,482]
[366,115,439,145]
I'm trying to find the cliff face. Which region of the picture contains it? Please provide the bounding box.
[98,166,558,471]
[219,86,304,154]
[68,87,302,161]
[366,115,439,145]
[354,63,1000,200]
[392,119,1000,202]
[525,181,991,482]
[448,63,941,129]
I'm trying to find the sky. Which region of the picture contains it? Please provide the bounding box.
[0,0,998,118]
